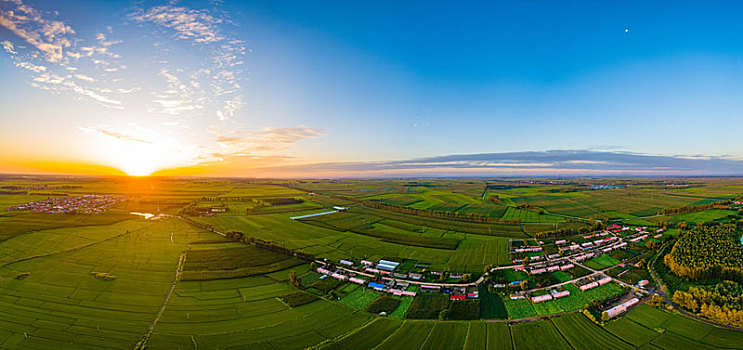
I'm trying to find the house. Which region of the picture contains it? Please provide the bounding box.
[408,273,423,280]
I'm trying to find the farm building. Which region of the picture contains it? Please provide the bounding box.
[560,263,574,271]
[349,277,365,284]
[376,260,400,271]
[420,285,441,293]
[605,298,640,319]
[531,294,553,303]
[597,276,613,285]
[550,290,570,299]
[368,282,386,291]
[339,259,353,266]
[574,277,601,291]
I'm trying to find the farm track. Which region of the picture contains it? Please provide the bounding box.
[1,229,136,267]
[648,244,743,332]
[134,247,190,350]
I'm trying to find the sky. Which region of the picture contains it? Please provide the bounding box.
[2,0,743,177]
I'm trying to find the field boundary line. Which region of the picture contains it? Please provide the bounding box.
[548,318,579,350]
[371,319,406,350]
[416,321,436,350]
[1,229,135,267]
[133,247,189,350]
[308,317,378,349]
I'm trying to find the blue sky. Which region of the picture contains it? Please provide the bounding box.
[1,0,743,176]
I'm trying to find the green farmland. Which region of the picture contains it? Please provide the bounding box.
[0,176,742,349]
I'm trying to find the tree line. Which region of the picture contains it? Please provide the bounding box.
[672,280,743,327]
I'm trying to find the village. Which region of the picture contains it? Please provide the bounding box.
[6,195,127,214]
[311,222,664,321]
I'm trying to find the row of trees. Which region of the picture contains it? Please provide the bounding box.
[672,280,743,327]
[533,221,605,238]
[664,224,743,281]
[659,201,732,216]
[224,230,316,262]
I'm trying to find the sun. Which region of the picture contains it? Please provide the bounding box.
[106,143,163,177]
[121,162,156,177]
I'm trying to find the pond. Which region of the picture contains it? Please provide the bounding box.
[130,212,154,219]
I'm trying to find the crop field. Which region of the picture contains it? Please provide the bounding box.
[503,298,537,319]
[654,209,737,224]
[584,254,621,270]
[478,285,507,319]
[338,288,379,310]
[511,320,573,350]
[1,177,743,349]
[405,293,450,319]
[500,207,566,223]
[552,313,633,350]
[195,213,513,271]
[181,243,304,280]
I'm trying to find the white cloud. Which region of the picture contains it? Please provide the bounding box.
[15,60,45,72]
[0,0,129,107]
[1,40,17,54]
[130,5,225,44]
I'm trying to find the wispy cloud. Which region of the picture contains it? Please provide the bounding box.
[1,1,322,174]
[0,0,73,62]
[129,5,224,43]
[78,126,153,144]
[129,3,246,121]
[0,0,128,107]
[212,126,322,160]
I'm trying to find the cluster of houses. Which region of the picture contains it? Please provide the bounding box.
[316,258,481,302]
[604,297,640,319]
[7,195,126,214]
[527,262,574,275]
[530,288,571,303]
[575,275,613,291]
